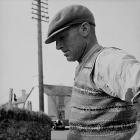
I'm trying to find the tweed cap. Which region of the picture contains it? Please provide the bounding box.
[45,5,95,44]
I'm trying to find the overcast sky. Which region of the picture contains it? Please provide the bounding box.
[0,0,140,105]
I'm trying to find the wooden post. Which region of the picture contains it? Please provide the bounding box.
[32,0,49,112]
[37,0,44,112]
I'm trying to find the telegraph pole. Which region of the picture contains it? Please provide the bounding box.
[32,0,49,112]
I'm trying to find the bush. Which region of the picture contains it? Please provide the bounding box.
[0,107,52,140]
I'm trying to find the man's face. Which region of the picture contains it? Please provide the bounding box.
[55,26,86,62]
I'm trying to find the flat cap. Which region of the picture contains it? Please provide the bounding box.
[45,5,95,44]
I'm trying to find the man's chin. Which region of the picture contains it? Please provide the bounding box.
[66,57,75,62]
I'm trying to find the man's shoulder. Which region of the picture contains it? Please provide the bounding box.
[99,47,124,58]
[102,46,121,52]
[96,46,136,69]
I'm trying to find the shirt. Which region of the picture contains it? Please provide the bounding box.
[94,47,140,105]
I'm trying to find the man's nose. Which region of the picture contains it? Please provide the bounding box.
[56,41,63,50]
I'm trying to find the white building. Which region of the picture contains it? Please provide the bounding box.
[25,85,72,121]
[2,85,72,121]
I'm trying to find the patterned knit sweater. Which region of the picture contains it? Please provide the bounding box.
[67,45,137,140]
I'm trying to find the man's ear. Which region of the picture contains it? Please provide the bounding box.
[79,22,90,37]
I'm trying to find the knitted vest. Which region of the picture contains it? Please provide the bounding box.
[67,47,137,140]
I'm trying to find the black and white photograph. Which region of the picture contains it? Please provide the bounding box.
[0,0,140,140]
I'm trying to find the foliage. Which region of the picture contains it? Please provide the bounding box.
[0,107,52,125]
[0,107,52,140]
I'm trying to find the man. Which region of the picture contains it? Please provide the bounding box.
[45,5,140,140]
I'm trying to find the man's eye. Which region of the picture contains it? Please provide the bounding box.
[60,36,65,40]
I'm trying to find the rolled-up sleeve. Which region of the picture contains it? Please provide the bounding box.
[94,47,140,104]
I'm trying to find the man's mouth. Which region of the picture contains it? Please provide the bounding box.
[62,50,69,56]
[64,51,69,56]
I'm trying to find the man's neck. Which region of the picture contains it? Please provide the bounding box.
[78,41,98,63]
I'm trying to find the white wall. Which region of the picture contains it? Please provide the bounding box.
[48,96,58,120]
[65,97,71,120]
[44,94,48,114]
[25,88,39,112]
[25,88,49,115]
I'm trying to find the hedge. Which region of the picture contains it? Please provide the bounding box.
[0,107,52,140]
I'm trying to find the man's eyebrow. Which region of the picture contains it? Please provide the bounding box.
[60,33,65,37]
[55,33,65,40]
[57,34,64,39]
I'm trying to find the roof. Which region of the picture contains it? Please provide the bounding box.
[44,84,72,96]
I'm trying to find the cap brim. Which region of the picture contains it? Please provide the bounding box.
[45,26,70,44]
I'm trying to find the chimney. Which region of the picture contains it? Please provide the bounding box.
[9,88,13,103]
[21,89,26,98]
[27,101,32,111]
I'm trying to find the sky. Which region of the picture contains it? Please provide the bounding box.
[0,0,140,105]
